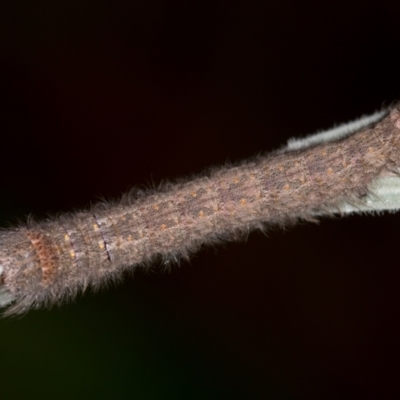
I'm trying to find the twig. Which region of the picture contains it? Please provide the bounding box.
[1,102,400,315]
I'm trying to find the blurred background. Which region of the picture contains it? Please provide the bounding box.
[1,1,400,398]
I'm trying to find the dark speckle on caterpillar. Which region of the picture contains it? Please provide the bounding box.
[1,103,400,316]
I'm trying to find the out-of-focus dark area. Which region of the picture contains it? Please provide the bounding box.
[1,1,400,398]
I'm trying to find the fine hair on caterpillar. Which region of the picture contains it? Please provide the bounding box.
[1,102,400,316]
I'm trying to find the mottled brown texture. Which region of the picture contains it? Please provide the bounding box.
[1,104,400,315]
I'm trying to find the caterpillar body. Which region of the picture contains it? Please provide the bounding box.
[1,104,400,315]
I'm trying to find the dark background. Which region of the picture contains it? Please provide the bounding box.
[1,1,400,398]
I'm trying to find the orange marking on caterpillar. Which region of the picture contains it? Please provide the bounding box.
[26,231,58,285]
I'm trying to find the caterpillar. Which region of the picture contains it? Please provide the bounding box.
[1,103,400,315]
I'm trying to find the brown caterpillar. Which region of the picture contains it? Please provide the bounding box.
[1,104,400,315]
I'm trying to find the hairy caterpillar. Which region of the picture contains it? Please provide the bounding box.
[1,104,400,315]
